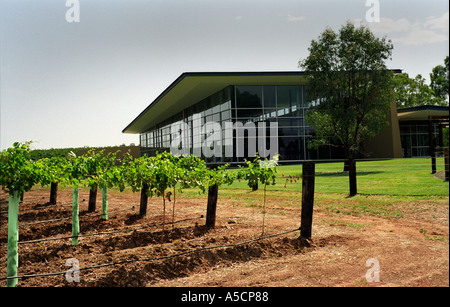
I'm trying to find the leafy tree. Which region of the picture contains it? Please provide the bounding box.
[430,56,449,103]
[299,21,394,196]
[394,73,447,107]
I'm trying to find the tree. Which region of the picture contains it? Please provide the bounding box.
[299,21,394,196]
[393,73,447,107]
[430,56,449,103]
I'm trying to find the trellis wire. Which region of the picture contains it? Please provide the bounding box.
[0,227,301,281]
[0,206,135,230]
[0,199,87,214]
[0,215,203,246]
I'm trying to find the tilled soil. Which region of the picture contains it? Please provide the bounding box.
[0,187,448,287]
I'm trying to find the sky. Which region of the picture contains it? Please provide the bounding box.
[0,0,448,150]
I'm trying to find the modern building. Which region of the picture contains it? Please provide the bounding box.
[397,105,449,158]
[122,71,448,163]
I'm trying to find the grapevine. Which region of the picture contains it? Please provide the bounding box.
[1,142,280,286]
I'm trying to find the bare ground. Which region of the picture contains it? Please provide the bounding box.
[0,186,448,287]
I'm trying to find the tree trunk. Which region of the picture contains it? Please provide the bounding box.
[88,183,98,212]
[140,182,149,216]
[50,182,58,205]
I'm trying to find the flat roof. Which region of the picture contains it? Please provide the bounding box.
[397,105,449,122]
[122,71,308,134]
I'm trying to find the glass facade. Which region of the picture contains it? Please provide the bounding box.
[400,122,440,157]
[140,85,342,163]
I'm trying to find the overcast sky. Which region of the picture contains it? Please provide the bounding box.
[1,0,448,150]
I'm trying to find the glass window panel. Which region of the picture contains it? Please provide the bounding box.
[400,125,410,134]
[235,118,258,125]
[277,86,301,108]
[419,148,429,156]
[148,132,154,147]
[221,100,231,111]
[205,108,213,116]
[213,105,221,114]
[418,134,429,146]
[236,86,263,108]
[210,93,220,107]
[277,109,285,116]
[279,137,302,160]
[283,108,303,118]
[263,86,276,108]
[263,109,277,119]
[277,118,292,126]
[417,125,428,134]
[278,127,301,136]
[221,110,231,120]
[192,115,204,127]
[236,108,264,118]
[301,86,307,108]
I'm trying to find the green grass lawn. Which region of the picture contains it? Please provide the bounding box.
[221,158,449,196]
[175,158,448,221]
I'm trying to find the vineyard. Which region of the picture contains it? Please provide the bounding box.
[0,142,281,287]
[1,142,448,287]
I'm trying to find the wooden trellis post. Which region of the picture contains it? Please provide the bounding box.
[300,162,315,239]
[205,184,218,229]
[445,148,449,182]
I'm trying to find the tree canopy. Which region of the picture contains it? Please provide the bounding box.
[299,21,395,159]
[430,56,449,103]
[393,56,449,108]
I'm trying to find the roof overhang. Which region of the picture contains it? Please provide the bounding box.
[122,71,308,134]
[397,105,449,122]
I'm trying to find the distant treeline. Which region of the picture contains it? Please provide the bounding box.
[30,145,140,161]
